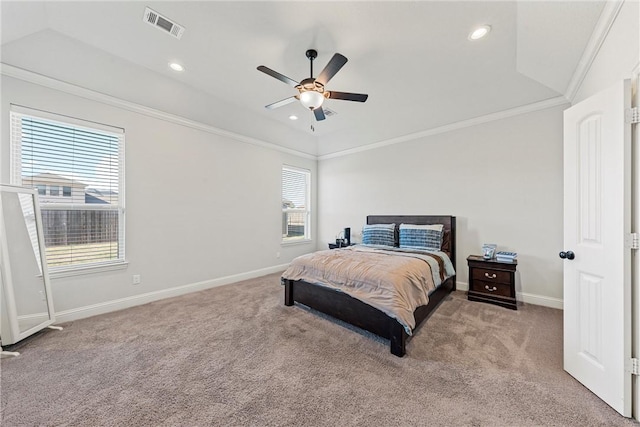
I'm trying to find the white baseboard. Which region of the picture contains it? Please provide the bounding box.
[517,292,563,310]
[456,281,468,291]
[55,264,290,323]
[17,313,50,322]
[456,281,563,310]
[55,271,563,324]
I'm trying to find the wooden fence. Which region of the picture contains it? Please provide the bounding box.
[41,209,119,246]
[282,211,305,238]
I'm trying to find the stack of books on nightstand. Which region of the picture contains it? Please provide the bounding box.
[496,251,517,263]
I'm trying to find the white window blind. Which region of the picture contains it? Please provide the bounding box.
[10,107,125,271]
[282,166,310,241]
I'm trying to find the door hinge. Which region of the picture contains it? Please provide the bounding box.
[626,107,639,124]
[626,233,640,250]
[629,358,640,375]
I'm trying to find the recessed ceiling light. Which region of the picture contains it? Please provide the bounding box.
[468,25,491,41]
[169,62,184,72]
[289,115,298,120]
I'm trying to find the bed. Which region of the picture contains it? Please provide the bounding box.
[282,215,456,357]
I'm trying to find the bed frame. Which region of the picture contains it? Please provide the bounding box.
[283,215,456,357]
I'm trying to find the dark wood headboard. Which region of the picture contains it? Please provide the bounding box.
[367,215,457,272]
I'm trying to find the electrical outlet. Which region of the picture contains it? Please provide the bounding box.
[132,274,141,285]
[276,252,281,259]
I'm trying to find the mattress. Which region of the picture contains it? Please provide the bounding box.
[281,245,455,334]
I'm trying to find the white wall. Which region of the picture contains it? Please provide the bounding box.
[573,0,639,104]
[317,0,640,309]
[1,75,317,319]
[318,105,566,306]
[1,0,636,322]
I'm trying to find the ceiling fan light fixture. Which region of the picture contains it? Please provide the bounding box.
[468,25,491,41]
[299,90,325,110]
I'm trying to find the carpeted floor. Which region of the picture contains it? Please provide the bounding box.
[0,273,637,426]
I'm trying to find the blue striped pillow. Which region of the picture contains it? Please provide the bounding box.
[399,223,444,251]
[362,223,395,247]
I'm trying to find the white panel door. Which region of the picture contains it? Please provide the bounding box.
[563,80,632,416]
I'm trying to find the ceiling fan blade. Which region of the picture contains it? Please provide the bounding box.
[316,53,348,86]
[314,108,326,121]
[327,91,368,102]
[257,66,299,87]
[265,96,298,110]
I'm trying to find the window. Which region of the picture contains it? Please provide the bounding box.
[10,106,125,272]
[282,166,310,242]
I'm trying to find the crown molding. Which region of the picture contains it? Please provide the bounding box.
[318,96,569,160]
[564,0,625,103]
[2,63,571,163]
[0,63,317,160]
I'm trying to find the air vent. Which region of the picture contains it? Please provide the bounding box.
[143,7,185,40]
[323,108,337,117]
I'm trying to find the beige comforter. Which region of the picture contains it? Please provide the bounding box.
[281,245,455,335]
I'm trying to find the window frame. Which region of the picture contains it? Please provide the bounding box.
[9,105,127,277]
[281,165,311,244]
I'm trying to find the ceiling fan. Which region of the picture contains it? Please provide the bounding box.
[257,49,368,121]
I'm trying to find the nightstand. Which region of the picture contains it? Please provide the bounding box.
[467,255,517,310]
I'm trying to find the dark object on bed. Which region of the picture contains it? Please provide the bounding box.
[283,215,456,357]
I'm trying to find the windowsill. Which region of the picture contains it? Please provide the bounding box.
[281,239,313,247]
[49,260,129,279]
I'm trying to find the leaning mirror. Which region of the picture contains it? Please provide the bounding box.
[0,185,56,347]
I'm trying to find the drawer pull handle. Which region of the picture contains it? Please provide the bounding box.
[485,285,497,292]
[484,273,497,279]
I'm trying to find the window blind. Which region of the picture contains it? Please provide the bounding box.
[282,166,310,241]
[10,108,125,270]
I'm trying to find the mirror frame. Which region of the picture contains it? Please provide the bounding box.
[0,184,56,346]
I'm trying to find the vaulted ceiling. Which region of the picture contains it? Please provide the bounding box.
[1,1,606,156]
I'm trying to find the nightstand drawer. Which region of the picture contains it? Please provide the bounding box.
[469,280,513,298]
[471,268,511,285]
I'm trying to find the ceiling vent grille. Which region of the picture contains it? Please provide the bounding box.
[323,108,337,117]
[143,7,185,40]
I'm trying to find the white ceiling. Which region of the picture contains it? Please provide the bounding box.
[0,1,605,157]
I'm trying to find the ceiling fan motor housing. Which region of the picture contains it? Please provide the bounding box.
[298,78,323,91]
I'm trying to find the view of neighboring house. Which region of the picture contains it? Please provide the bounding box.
[22,172,118,205]
[20,172,120,264]
[85,188,119,205]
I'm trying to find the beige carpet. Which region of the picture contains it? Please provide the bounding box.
[0,273,636,426]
